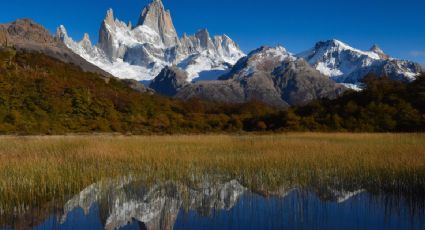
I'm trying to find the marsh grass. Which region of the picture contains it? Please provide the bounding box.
[0,133,425,214]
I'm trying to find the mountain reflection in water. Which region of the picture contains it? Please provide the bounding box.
[3,178,425,230]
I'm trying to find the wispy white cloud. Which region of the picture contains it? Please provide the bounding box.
[409,50,425,57]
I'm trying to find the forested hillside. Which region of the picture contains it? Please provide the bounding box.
[245,75,425,132]
[0,48,276,134]
[0,48,424,134]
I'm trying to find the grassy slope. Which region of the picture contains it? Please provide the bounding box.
[1,133,424,212]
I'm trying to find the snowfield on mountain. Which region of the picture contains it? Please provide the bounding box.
[57,0,244,81]
[56,0,422,91]
[298,39,422,85]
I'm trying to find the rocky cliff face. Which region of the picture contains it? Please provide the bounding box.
[58,0,245,82]
[221,46,344,106]
[272,59,345,105]
[177,80,247,105]
[153,46,344,107]
[137,0,179,47]
[54,0,423,106]
[5,19,56,44]
[0,19,110,76]
[98,9,120,60]
[121,79,154,94]
[149,66,189,96]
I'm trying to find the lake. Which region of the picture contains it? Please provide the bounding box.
[2,179,424,230]
[1,134,425,230]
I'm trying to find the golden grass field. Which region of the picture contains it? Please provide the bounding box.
[0,133,425,213]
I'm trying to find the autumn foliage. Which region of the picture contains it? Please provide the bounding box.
[0,48,424,134]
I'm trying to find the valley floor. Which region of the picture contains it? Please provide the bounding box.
[0,133,424,214]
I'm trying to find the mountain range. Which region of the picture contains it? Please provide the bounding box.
[0,0,422,108]
[57,0,244,82]
[297,39,422,85]
[0,17,424,133]
[151,46,345,107]
[53,0,422,107]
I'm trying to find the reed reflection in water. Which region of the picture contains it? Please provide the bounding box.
[25,179,425,230]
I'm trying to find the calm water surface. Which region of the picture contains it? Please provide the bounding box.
[1,179,424,230]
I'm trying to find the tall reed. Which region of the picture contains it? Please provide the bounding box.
[0,133,424,213]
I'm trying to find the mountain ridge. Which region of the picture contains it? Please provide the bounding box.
[0,19,111,76]
[297,39,422,84]
[152,46,345,107]
[58,0,245,81]
[55,0,422,89]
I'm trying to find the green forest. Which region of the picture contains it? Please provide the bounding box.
[0,47,424,134]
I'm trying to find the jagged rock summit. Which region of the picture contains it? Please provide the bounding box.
[137,0,179,47]
[58,0,245,81]
[369,44,389,60]
[54,1,423,106]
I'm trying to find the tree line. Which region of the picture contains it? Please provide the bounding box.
[0,47,424,134]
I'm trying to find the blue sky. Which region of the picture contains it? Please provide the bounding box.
[1,0,425,66]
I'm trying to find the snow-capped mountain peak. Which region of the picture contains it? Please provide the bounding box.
[104,8,115,27]
[222,46,296,79]
[253,45,294,60]
[298,39,422,83]
[309,39,381,60]
[79,33,93,50]
[57,0,245,81]
[369,44,389,60]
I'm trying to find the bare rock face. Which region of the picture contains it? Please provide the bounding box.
[234,47,344,106]
[122,79,154,94]
[98,9,129,61]
[137,0,179,48]
[0,19,110,76]
[195,29,214,50]
[150,66,189,96]
[172,46,344,107]
[5,19,56,44]
[177,80,247,105]
[98,9,113,58]
[273,59,346,105]
[150,65,247,105]
[79,33,92,50]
